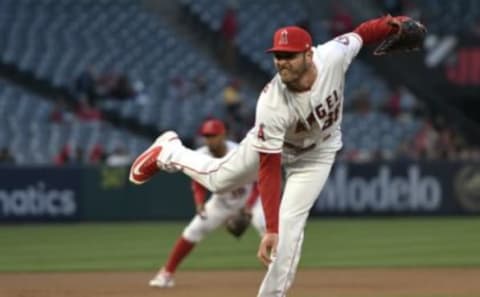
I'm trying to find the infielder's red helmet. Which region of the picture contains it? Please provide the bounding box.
[199,119,226,136]
[266,26,312,53]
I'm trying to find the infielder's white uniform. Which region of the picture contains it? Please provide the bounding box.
[183,140,265,242]
[157,32,362,297]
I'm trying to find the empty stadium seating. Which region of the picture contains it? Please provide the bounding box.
[0,79,150,165]
[0,0,426,164]
[0,0,252,140]
[412,0,479,35]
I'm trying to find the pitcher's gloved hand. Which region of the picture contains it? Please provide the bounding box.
[374,15,427,55]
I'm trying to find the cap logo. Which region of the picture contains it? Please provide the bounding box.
[279,30,288,45]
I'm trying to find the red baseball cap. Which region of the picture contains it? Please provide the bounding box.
[199,119,226,136]
[266,26,312,53]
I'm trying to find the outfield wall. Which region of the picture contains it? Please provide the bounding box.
[0,166,194,222]
[313,161,480,216]
[0,161,479,222]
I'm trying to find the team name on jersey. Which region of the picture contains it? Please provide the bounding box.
[295,90,341,133]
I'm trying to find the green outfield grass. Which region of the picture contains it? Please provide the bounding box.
[0,217,479,272]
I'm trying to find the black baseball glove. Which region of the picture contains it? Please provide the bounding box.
[225,210,252,239]
[374,16,427,55]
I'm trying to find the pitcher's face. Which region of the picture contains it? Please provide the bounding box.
[273,51,312,84]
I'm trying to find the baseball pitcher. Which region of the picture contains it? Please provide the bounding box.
[130,15,425,297]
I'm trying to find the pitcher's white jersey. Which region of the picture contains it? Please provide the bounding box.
[249,32,363,155]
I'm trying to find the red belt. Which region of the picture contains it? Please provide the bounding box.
[284,142,316,154]
[284,133,331,154]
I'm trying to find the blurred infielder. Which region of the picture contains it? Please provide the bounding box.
[130,15,425,297]
[149,119,265,288]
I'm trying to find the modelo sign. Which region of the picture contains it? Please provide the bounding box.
[314,162,456,215]
[0,167,81,221]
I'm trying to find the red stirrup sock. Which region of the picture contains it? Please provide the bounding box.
[164,237,195,273]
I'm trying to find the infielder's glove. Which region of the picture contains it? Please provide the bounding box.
[225,210,252,239]
[374,16,427,55]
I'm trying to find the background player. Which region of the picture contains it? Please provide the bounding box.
[130,15,424,297]
[148,118,265,288]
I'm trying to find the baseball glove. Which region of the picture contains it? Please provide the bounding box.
[225,210,252,239]
[374,16,427,55]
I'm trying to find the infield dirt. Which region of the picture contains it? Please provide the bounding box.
[1,268,480,297]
